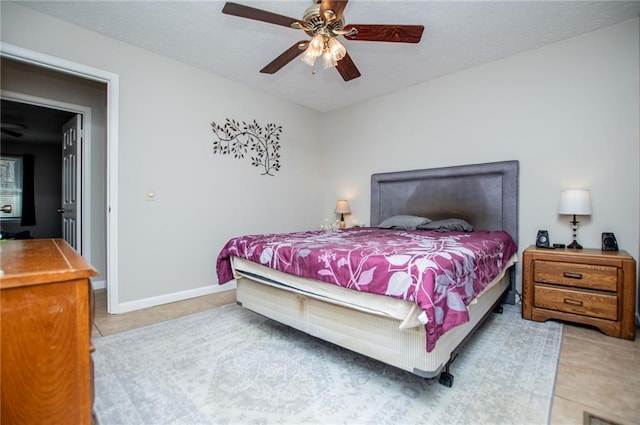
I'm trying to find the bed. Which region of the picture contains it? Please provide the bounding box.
[217,160,519,386]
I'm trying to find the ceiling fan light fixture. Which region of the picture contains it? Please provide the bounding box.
[221,1,423,81]
[301,33,324,66]
[328,38,346,61]
[322,48,337,69]
[322,9,336,23]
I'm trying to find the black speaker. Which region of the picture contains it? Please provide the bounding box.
[601,232,618,251]
[536,230,550,248]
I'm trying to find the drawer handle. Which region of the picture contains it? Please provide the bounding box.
[563,272,583,280]
[564,298,583,307]
[89,344,96,354]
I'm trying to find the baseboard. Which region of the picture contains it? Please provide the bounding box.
[114,281,237,314]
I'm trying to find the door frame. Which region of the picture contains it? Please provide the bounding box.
[1,42,120,314]
[1,92,91,258]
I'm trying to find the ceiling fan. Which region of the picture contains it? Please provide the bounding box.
[0,122,26,138]
[222,0,424,81]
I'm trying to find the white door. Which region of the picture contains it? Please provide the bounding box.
[61,114,82,252]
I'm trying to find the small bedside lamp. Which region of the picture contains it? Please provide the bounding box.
[557,189,591,249]
[335,200,351,229]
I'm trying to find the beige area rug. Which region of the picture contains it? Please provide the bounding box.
[93,303,562,425]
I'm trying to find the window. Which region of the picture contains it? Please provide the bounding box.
[0,155,23,220]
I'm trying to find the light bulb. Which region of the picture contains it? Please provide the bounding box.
[301,34,324,66]
[322,48,337,69]
[328,38,346,61]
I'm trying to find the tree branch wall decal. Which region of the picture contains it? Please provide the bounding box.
[211,119,282,176]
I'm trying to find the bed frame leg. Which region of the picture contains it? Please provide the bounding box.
[437,352,458,388]
[438,365,454,388]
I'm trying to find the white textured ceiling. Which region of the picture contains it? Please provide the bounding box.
[13,0,640,112]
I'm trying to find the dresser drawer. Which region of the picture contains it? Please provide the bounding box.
[533,260,617,292]
[533,284,618,320]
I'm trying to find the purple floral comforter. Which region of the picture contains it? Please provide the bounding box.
[217,228,517,351]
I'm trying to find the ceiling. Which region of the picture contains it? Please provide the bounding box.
[1,99,75,145]
[10,0,640,112]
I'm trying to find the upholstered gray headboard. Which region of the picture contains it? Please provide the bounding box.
[370,161,519,246]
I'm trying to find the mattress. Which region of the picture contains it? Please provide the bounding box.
[231,254,517,329]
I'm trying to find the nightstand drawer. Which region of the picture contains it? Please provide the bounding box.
[523,246,636,340]
[533,285,618,320]
[533,260,617,292]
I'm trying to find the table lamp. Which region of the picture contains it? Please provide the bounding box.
[557,189,591,249]
[335,200,351,229]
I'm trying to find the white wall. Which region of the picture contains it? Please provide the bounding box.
[322,19,640,298]
[1,3,325,307]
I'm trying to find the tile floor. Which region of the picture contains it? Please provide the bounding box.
[550,323,640,425]
[93,289,640,424]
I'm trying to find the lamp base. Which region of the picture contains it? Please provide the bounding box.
[566,215,583,249]
[566,240,583,249]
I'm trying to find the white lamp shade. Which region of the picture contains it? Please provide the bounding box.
[557,189,592,215]
[301,34,324,66]
[322,49,337,69]
[328,38,346,61]
[335,200,351,214]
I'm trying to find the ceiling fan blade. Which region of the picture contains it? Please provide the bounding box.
[335,52,361,81]
[343,24,424,43]
[260,41,308,74]
[320,0,348,23]
[1,128,23,138]
[222,2,301,28]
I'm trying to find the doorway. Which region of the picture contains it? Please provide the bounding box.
[1,43,120,314]
[1,98,86,249]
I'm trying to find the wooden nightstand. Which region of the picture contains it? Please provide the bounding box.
[522,245,636,340]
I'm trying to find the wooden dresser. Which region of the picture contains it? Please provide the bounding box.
[0,239,98,424]
[522,245,636,340]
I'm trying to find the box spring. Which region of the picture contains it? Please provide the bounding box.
[235,265,511,378]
